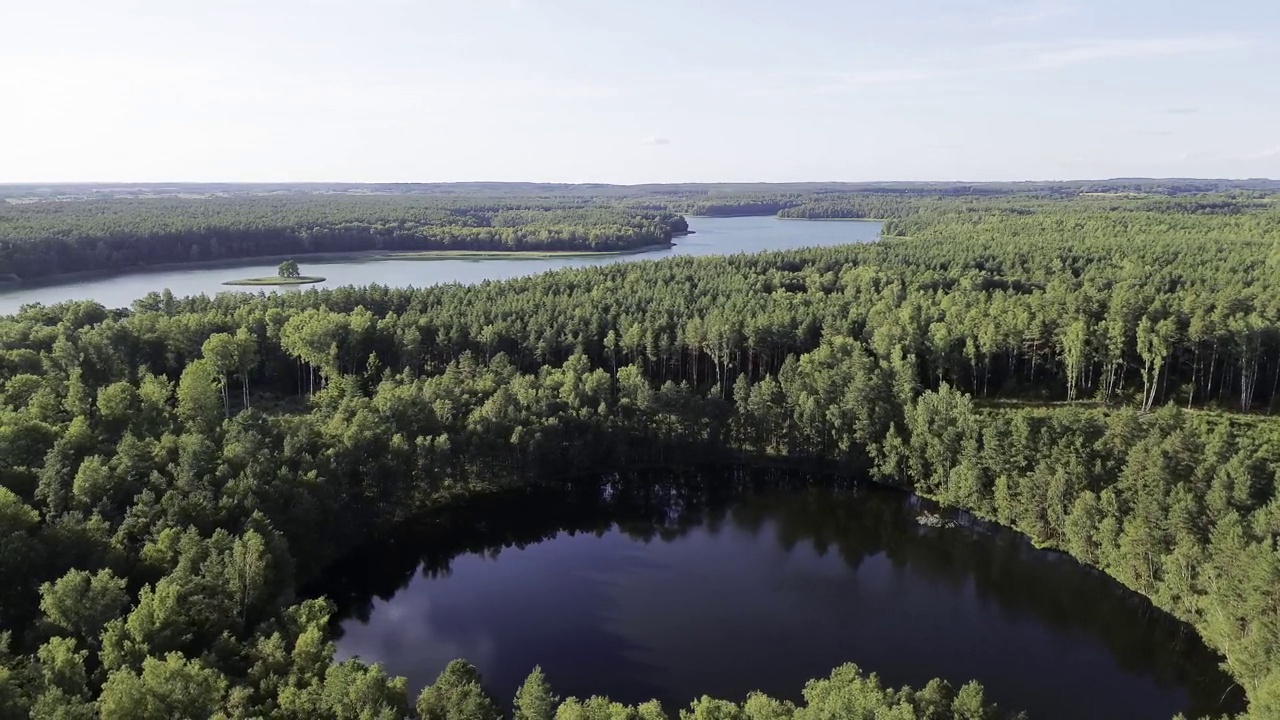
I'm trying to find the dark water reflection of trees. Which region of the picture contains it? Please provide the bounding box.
[311,466,1244,719]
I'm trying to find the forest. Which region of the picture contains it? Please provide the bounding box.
[0,197,687,281]
[0,188,1279,717]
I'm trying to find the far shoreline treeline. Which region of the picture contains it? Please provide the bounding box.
[3,179,1277,283]
[0,196,689,281]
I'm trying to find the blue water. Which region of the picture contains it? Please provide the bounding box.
[0,217,881,314]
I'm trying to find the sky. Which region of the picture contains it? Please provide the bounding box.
[3,0,1278,183]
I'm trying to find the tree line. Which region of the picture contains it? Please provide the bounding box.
[412,660,1016,720]
[0,197,688,281]
[0,191,1278,717]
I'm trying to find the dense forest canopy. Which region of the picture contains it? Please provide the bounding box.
[0,187,1279,717]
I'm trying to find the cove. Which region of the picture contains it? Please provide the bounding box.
[0,216,881,315]
[317,467,1244,720]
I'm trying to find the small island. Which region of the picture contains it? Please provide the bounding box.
[223,260,325,286]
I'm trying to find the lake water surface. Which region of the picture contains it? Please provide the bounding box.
[322,469,1242,720]
[0,217,880,314]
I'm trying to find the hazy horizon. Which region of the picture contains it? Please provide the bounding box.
[6,0,1278,184]
[4,176,1276,187]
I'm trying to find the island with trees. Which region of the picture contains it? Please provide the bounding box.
[222,260,325,287]
[0,183,1277,718]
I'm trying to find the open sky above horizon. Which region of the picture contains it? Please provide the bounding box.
[4,0,1278,184]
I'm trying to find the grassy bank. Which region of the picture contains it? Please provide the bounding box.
[222,276,326,286]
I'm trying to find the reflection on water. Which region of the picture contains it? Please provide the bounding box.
[0,217,881,314]
[315,467,1243,720]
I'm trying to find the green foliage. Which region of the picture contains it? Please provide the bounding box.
[681,697,746,720]
[741,693,794,720]
[0,486,38,534]
[98,653,228,720]
[279,260,302,279]
[177,358,224,433]
[0,632,34,718]
[280,659,409,720]
[0,188,1278,717]
[417,660,501,720]
[515,666,560,720]
[31,636,95,719]
[39,568,129,646]
[662,665,1013,720]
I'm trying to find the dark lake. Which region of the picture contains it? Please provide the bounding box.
[321,468,1242,720]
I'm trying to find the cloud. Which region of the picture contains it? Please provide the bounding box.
[1192,147,1280,165]
[816,68,956,91]
[1135,130,1176,136]
[989,2,1078,27]
[379,80,620,103]
[738,67,954,98]
[639,136,671,146]
[725,34,1245,99]
[1025,36,1247,69]
[1162,107,1200,115]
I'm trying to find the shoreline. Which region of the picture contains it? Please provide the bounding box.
[0,243,677,292]
[775,216,887,222]
[0,250,385,290]
[223,275,327,287]
[684,213,886,222]
[370,242,675,261]
[0,216,875,294]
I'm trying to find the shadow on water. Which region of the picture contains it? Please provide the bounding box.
[308,466,1245,720]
